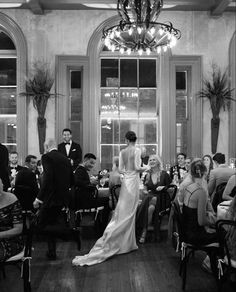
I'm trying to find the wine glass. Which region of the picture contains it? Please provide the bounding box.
[100,177,106,188]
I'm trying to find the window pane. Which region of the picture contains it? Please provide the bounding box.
[138,119,157,144]
[139,59,156,87]
[101,89,119,116]
[120,119,138,143]
[120,89,138,117]
[101,145,120,170]
[0,58,16,85]
[120,59,137,87]
[70,70,82,143]
[101,59,118,87]
[101,118,119,144]
[0,115,16,151]
[176,71,186,91]
[0,32,15,50]
[0,88,16,114]
[139,89,156,117]
[70,121,82,143]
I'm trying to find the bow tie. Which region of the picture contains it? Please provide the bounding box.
[64,142,70,145]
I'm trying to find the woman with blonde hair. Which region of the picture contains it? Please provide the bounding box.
[136,154,171,243]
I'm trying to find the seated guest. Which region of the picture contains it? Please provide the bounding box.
[170,152,187,185]
[0,178,24,262]
[109,156,122,189]
[208,152,235,199]
[183,160,217,245]
[0,143,10,191]
[185,157,192,173]
[141,147,149,167]
[74,153,110,232]
[202,154,213,183]
[225,196,236,262]
[222,173,236,201]
[14,155,39,211]
[136,154,171,243]
[35,160,44,188]
[8,151,24,188]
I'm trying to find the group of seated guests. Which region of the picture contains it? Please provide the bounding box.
[1,144,236,272]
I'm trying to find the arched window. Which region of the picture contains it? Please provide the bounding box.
[0,31,17,152]
[0,12,27,162]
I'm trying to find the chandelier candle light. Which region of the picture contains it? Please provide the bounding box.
[103,0,181,55]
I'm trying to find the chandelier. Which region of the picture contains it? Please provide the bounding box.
[102,0,181,55]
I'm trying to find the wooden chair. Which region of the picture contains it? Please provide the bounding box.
[110,184,121,210]
[216,219,236,292]
[152,184,178,241]
[172,201,220,290]
[0,210,33,292]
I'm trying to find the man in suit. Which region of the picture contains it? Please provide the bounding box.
[74,153,110,233]
[0,143,10,191]
[169,152,187,184]
[58,128,82,171]
[8,151,24,189]
[14,155,39,210]
[33,139,74,260]
[208,152,236,198]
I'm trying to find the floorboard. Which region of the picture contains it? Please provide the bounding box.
[0,234,219,292]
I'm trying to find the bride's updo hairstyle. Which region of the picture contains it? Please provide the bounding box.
[125,131,137,142]
[190,159,207,178]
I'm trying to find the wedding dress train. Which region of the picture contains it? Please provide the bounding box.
[72,148,141,266]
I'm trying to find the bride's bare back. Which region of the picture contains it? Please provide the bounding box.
[119,146,141,172]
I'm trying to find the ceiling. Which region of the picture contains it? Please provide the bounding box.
[0,0,235,15]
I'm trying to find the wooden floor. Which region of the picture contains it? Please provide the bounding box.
[0,231,220,292]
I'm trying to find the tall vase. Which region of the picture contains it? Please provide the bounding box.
[37,116,46,154]
[211,117,220,154]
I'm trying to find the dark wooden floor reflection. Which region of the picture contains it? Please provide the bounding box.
[0,231,219,292]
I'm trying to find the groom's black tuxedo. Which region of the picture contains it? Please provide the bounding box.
[58,141,82,171]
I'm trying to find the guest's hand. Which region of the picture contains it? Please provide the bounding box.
[90,175,98,185]
[33,198,42,209]
[156,186,165,191]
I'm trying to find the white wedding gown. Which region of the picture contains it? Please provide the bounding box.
[72,146,142,266]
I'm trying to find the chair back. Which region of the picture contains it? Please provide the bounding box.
[216,219,236,269]
[212,182,227,212]
[158,185,178,217]
[110,184,121,210]
[172,201,185,244]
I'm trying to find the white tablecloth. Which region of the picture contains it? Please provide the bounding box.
[217,200,232,220]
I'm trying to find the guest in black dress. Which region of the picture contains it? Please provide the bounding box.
[182,159,217,245]
[0,178,23,262]
[136,155,171,243]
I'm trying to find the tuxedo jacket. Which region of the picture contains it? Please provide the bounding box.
[8,165,24,177]
[15,167,39,210]
[37,150,74,208]
[0,143,10,191]
[74,165,97,209]
[58,141,82,170]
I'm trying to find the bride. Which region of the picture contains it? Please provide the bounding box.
[72,131,148,266]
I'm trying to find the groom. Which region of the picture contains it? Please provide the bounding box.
[58,128,82,171]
